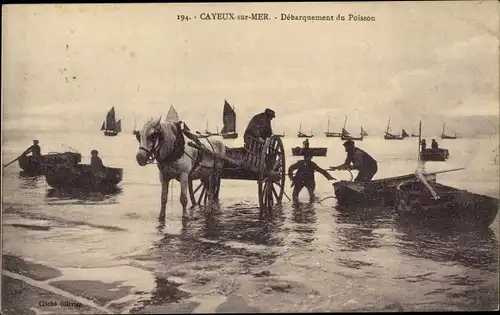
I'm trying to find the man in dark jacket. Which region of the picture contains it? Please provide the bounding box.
[331,140,378,182]
[90,150,105,169]
[288,153,334,202]
[431,139,439,149]
[243,108,275,146]
[22,140,41,158]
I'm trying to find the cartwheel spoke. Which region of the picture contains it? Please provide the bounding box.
[193,182,203,194]
[198,185,206,205]
[271,184,279,201]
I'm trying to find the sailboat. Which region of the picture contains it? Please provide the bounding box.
[165,105,180,122]
[341,126,364,141]
[441,122,457,139]
[384,116,408,140]
[297,122,313,138]
[361,127,368,137]
[101,106,121,136]
[325,118,342,137]
[203,120,219,137]
[221,100,238,139]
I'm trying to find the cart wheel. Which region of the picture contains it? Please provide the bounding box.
[258,136,286,218]
[188,168,221,209]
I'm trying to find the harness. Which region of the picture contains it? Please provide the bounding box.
[139,121,188,164]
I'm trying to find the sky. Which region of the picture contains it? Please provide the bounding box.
[2,2,499,137]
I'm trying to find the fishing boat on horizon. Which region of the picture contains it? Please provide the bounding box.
[384,116,409,140]
[165,105,180,122]
[297,121,313,138]
[441,122,458,139]
[101,106,121,136]
[325,117,344,137]
[221,100,238,139]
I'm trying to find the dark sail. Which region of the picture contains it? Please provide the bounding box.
[222,100,236,133]
[402,129,409,137]
[106,107,116,131]
[116,120,122,133]
[101,122,105,131]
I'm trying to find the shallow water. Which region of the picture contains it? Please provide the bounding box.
[2,132,499,311]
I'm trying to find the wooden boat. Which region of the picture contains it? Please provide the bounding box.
[361,127,368,137]
[333,172,437,206]
[203,120,219,137]
[395,181,498,229]
[18,152,82,174]
[221,100,238,139]
[420,148,449,162]
[274,132,285,138]
[341,127,364,141]
[384,117,409,140]
[297,122,313,138]
[325,118,344,137]
[291,147,327,156]
[45,164,123,190]
[101,106,121,136]
[441,122,458,139]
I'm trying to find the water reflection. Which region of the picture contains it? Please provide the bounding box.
[333,205,393,252]
[291,203,317,245]
[129,276,192,313]
[45,187,122,204]
[394,220,499,272]
[18,171,43,189]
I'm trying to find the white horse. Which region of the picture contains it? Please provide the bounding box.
[136,117,226,221]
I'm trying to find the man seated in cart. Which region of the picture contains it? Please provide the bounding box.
[330,140,378,182]
[288,152,334,203]
[243,108,275,149]
[22,140,42,159]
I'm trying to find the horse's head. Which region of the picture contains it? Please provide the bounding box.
[136,117,163,166]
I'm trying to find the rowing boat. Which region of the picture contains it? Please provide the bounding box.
[333,173,437,206]
[18,152,82,174]
[395,181,498,229]
[46,164,123,190]
[420,148,449,162]
[291,147,327,157]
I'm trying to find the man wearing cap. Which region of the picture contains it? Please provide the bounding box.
[331,140,378,182]
[288,153,334,203]
[243,108,275,147]
[22,140,42,158]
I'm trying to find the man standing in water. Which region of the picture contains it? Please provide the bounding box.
[330,140,378,182]
[288,153,334,203]
[22,140,41,159]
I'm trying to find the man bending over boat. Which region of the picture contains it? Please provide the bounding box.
[330,140,378,182]
[288,153,334,203]
[243,108,275,147]
[22,140,41,158]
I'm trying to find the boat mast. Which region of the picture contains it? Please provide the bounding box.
[327,119,330,133]
[299,121,302,133]
[386,117,391,134]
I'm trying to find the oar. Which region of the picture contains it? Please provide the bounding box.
[424,167,465,176]
[3,156,20,168]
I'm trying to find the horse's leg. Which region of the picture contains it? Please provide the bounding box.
[179,173,189,218]
[159,171,170,222]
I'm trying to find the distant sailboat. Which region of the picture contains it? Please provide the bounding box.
[325,118,343,137]
[101,106,121,136]
[384,116,408,140]
[165,105,180,122]
[272,121,285,137]
[361,127,368,137]
[203,120,219,137]
[221,100,238,139]
[341,124,364,141]
[441,122,457,139]
[297,122,313,138]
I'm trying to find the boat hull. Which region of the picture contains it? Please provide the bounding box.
[221,132,238,139]
[420,148,449,162]
[333,173,437,206]
[341,135,363,141]
[441,135,457,139]
[18,152,82,174]
[395,182,498,229]
[297,134,313,138]
[325,132,342,137]
[46,164,123,190]
[384,134,405,140]
[104,130,119,136]
[291,147,327,156]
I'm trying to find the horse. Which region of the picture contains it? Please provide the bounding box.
[135,117,226,221]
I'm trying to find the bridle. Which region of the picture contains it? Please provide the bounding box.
[138,124,163,164]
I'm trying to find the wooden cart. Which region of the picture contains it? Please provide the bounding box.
[187,135,286,218]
